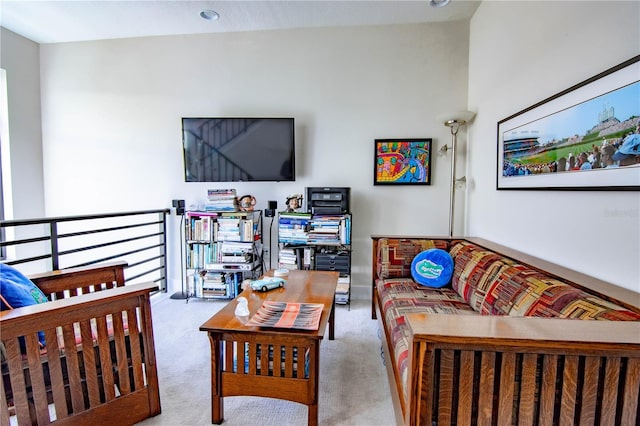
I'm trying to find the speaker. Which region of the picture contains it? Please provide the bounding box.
[265,200,277,217]
[172,199,185,215]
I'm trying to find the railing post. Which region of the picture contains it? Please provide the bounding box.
[50,221,60,270]
[161,210,168,292]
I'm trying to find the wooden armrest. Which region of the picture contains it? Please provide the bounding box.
[407,313,640,350]
[0,282,158,333]
[28,261,128,297]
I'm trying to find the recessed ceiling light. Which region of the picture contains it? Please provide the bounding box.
[200,9,220,21]
[430,0,451,7]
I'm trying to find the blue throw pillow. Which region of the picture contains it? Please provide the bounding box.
[411,248,454,288]
[1,263,48,347]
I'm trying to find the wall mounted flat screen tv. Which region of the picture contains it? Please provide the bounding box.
[182,117,295,182]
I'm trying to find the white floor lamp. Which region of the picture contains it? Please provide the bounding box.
[440,111,475,238]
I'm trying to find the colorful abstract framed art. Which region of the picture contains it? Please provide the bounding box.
[374,138,432,185]
[497,55,640,191]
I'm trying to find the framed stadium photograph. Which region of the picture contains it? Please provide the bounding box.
[374,139,432,185]
[497,55,640,191]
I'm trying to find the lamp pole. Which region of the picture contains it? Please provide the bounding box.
[445,120,462,238]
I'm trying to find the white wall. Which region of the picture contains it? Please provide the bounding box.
[0,28,45,221]
[467,1,640,292]
[37,23,470,292]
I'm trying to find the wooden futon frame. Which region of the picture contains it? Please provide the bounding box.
[1,261,161,425]
[372,236,640,426]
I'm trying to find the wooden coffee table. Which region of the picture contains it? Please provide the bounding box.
[199,269,339,425]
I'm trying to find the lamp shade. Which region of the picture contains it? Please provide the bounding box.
[437,111,476,127]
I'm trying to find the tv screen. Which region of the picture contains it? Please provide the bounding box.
[182,117,295,182]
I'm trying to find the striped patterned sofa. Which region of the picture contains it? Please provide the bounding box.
[371,236,640,426]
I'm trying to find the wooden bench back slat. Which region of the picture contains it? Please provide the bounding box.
[24,334,49,425]
[111,312,130,394]
[127,307,145,390]
[5,338,30,422]
[539,354,558,424]
[95,316,116,402]
[622,359,640,425]
[79,319,101,407]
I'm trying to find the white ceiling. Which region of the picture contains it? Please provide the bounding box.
[0,0,481,44]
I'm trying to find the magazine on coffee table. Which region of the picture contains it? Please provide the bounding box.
[245,301,324,330]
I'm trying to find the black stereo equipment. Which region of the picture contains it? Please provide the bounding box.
[172,199,185,215]
[265,200,277,217]
[306,187,350,214]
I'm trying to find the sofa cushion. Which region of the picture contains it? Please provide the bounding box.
[0,263,49,310]
[0,263,48,348]
[449,241,516,312]
[482,264,640,320]
[410,249,454,288]
[377,278,477,398]
[377,238,449,280]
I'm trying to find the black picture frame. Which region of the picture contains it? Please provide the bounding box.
[497,55,640,191]
[374,139,433,185]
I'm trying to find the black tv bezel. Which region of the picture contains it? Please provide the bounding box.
[181,117,296,183]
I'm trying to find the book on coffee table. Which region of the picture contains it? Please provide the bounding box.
[245,301,323,330]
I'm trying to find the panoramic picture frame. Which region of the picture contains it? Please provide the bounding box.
[374,138,433,185]
[497,55,640,191]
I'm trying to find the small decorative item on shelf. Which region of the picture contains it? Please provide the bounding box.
[285,194,303,212]
[237,194,256,211]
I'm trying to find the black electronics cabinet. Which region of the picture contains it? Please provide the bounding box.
[306,187,350,214]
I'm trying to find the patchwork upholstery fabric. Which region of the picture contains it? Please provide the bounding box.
[482,264,640,320]
[449,241,517,311]
[376,278,477,397]
[376,238,450,279]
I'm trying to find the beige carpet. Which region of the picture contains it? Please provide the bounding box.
[137,287,395,426]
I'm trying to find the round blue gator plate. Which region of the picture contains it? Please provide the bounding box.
[410,248,454,288]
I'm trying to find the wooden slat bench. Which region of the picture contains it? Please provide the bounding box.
[1,261,161,425]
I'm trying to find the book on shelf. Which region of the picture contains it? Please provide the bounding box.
[245,301,324,330]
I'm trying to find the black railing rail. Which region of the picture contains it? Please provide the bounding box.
[0,209,170,291]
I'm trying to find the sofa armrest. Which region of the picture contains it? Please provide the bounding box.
[405,314,640,425]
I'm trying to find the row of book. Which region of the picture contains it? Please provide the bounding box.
[278,247,313,270]
[190,271,243,299]
[186,212,257,242]
[278,212,351,245]
[187,241,256,269]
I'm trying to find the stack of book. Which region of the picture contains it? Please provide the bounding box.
[335,276,350,304]
[307,215,340,244]
[278,247,299,271]
[194,272,226,298]
[278,212,311,244]
[204,189,238,212]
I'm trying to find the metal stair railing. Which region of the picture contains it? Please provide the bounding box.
[0,209,170,291]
